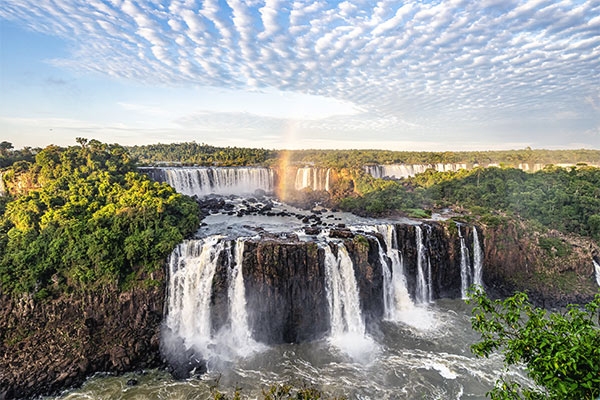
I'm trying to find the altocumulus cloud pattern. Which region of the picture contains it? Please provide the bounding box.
[2,0,600,147]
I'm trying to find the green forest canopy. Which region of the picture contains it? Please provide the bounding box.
[0,140,199,297]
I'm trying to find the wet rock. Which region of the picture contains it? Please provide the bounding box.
[329,228,354,239]
[303,227,322,235]
[126,378,138,386]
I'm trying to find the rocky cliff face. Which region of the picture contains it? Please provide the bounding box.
[243,238,330,343]
[0,271,165,400]
[481,218,599,307]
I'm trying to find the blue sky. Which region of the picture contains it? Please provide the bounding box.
[1,0,599,151]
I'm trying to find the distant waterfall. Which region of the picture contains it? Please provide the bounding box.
[458,225,471,299]
[472,228,484,287]
[364,164,467,179]
[594,259,600,287]
[143,167,274,196]
[374,225,414,319]
[0,172,5,196]
[295,167,331,191]
[166,237,224,349]
[323,243,366,337]
[415,226,432,304]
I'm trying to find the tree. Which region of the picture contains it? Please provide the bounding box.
[467,288,600,399]
[0,141,14,156]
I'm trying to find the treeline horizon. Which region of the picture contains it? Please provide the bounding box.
[3,140,600,170]
[128,142,600,168]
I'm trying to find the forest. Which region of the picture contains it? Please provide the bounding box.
[126,141,600,169]
[338,165,600,240]
[0,139,199,298]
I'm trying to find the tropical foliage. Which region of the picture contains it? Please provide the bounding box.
[0,139,199,297]
[468,288,600,400]
[128,142,276,166]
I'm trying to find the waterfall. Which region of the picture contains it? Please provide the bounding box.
[294,167,331,191]
[165,236,224,349]
[594,259,600,287]
[148,167,274,196]
[323,242,376,359]
[472,228,484,287]
[227,238,255,353]
[0,172,5,196]
[165,235,262,363]
[457,225,472,299]
[323,243,365,337]
[415,226,432,304]
[375,225,414,319]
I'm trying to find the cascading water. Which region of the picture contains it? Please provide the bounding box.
[415,226,432,304]
[594,259,600,287]
[472,228,484,288]
[458,224,471,299]
[165,237,224,350]
[149,167,274,196]
[165,235,262,365]
[374,225,414,320]
[323,243,365,336]
[322,242,375,358]
[225,238,261,356]
[294,167,331,191]
[364,164,467,179]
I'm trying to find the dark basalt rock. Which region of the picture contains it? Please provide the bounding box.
[329,228,354,239]
[0,271,165,400]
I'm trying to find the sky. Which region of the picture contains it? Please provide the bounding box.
[1,0,599,151]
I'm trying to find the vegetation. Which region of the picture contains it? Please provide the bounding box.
[468,288,600,400]
[126,142,600,169]
[287,148,600,169]
[128,142,276,166]
[0,139,200,297]
[0,141,39,169]
[334,165,600,240]
[414,166,600,239]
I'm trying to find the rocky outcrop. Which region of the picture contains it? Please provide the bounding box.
[243,238,330,343]
[0,271,165,400]
[481,218,599,307]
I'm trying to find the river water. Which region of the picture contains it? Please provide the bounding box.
[48,299,520,400]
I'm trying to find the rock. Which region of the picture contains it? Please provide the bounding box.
[329,228,354,239]
[303,227,321,235]
[126,378,138,386]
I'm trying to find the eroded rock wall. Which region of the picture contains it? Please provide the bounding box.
[0,272,165,400]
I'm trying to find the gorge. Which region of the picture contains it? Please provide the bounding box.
[2,163,599,399]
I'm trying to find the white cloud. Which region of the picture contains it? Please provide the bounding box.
[1,0,599,149]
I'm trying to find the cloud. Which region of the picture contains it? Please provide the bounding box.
[1,0,599,149]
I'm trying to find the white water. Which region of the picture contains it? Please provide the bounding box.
[166,237,224,350]
[594,259,600,287]
[160,167,274,196]
[415,226,432,304]
[323,243,365,336]
[458,225,471,299]
[295,167,331,191]
[323,243,375,359]
[365,164,467,179]
[375,225,414,320]
[225,239,261,356]
[473,228,484,288]
[166,236,262,363]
